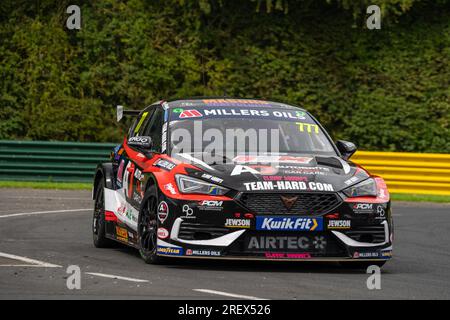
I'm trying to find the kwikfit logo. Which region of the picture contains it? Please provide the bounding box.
[256,216,323,231]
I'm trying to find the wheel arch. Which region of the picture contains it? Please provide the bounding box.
[92,163,115,200]
[144,173,158,194]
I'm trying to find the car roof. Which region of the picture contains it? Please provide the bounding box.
[165,97,305,111]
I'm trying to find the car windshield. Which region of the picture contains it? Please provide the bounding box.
[168,107,337,161]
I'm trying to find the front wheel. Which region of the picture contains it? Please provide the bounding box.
[138,186,164,264]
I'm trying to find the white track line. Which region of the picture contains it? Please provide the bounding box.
[0,208,91,219]
[86,272,149,283]
[193,289,269,300]
[0,252,61,268]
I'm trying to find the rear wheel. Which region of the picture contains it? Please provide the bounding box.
[93,180,115,248]
[138,186,164,264]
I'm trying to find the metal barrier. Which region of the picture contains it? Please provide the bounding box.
[1,140,449,195]
[352,151,450,196]
[0,140,116,183]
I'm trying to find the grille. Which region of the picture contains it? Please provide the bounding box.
[344,225,386,244]
[178,222,229,240]
[239,193,341,215]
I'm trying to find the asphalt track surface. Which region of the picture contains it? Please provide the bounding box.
[0,188,449,300]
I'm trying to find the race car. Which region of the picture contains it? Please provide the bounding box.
[92,98,393,268]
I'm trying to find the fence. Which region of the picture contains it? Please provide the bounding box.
[1,140,449,195]
[351,151,450,196]
[0,140,115,183]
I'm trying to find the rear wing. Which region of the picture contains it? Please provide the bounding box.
[116,105,140,122]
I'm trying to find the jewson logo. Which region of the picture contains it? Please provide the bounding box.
[256,216,323,231]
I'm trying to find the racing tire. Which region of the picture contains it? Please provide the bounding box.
[138,185,165,264]
[339,261,386,269]
[93,179,115,248]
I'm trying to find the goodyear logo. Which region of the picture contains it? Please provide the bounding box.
[157,246,183,256]
[256,216,323,231]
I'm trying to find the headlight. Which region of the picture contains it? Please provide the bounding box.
[343,178,377,197]
[175,174,229,195]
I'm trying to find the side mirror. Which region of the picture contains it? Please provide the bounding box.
[127,136,153,150]
[336,140,357,160]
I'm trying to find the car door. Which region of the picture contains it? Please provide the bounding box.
[123,106,164,210]
[120,108,155,208]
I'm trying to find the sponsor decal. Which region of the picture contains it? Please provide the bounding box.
[157,201,169,223]
[128,136,150,144]
[296,122,319,134]
[157,246,183,256]
[313,236,327,250]
[117,205,127,216]
[233,155,313,164]
[262,175,308,182]
[265,252,311,259]
[203,99,270,106]
[276,165,330,176]
[352,203,375,214]
[201,173,223,184]
[197,200,223,211]
[381,250,393,259]
[327,220,351,229]
[134,168,144,181]
[243,181,334,192]
[200,108,306,120]
[185,249,221,257]
[157,228,169,239]
[179,109,202,118]
[272,110,306,120]
[225,218,251,228]
[154,159,176,171]
[115,226,128,242]
[199,200,223,207]
[247,235,327,251]
[116,205,136,222]
[376,205,386,218]
[164,183,177,195]
[181,204,195,219]
[256,216,323,231]
[230,165,261,176]
[353,251,380,259]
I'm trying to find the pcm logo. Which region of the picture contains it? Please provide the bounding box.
[354,204,373,210]
[199,200,223,207]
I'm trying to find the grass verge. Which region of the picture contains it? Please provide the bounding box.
[0,181,91,190]
[390,193,450,203]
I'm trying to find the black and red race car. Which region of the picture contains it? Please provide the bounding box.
[92,98,393,267]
